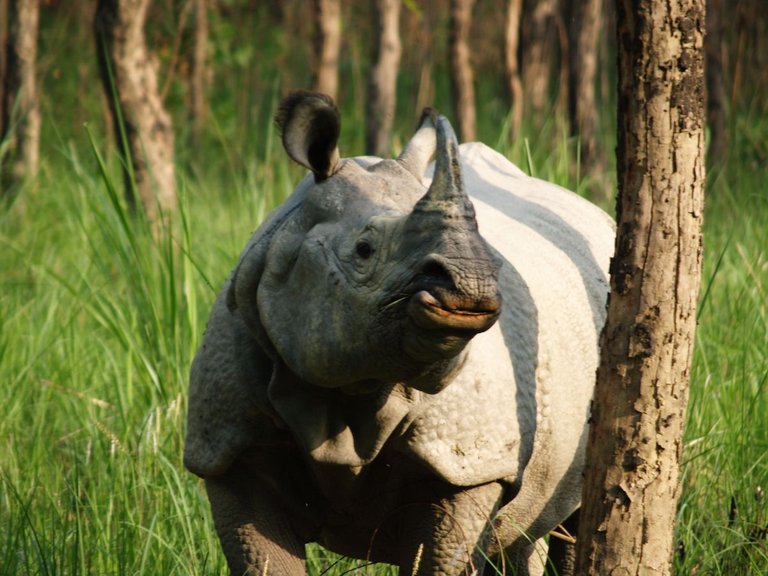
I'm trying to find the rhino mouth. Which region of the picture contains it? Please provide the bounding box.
[407,289,501,333]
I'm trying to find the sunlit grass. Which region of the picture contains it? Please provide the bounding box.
[674,166,768,574]
[0,156,234,575]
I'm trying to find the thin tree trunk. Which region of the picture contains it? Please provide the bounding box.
[190,0,208,149]
[0,0,8,140]
[705,0,727,166]
[504,0,523,141]
[521,0,557,115]
[575,1,706,574]
[1,0,41,192]
[312,0,341,101]
[413,7,434,116]
[448,0,475,142]
[365,0,401,157]
[568,0,602,172]
[94,0,177,224]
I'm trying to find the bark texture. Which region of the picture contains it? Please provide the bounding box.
[575,1,706,574]
[448,0,475,142]
[312,0,341,101]
[568,0,602,171]
[94,0,177,223]
[365,0,401,157]
[504,0,523,140]
[521,0,557,114]
[1,0,41,190]
[0,0,8,138]
[190,0,208,148]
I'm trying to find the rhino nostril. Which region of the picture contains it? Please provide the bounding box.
[419,258,454,287]
[422,260,446,277]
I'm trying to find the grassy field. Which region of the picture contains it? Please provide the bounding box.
[1,84,767,576]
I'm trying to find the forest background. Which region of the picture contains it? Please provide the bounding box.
[0,0,766,574]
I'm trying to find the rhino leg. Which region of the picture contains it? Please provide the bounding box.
[399,482,504,576]
[482,539,548,576]
[545,508,578,576]
[205,467,305,575]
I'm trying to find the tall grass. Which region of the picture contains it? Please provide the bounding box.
[1,88,767,575]
[674,164,768,573]
[0,145,228,575]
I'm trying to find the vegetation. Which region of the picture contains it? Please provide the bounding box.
[1,2,766,574]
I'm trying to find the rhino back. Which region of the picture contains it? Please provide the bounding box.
[404,143,613,490]
[183,178,317,477]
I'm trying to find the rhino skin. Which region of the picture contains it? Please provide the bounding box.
[184,91,615,576]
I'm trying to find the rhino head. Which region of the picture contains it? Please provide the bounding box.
[230,92,501,394]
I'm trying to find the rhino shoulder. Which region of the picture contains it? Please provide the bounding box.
[184,282,280,477]
[403,326,534,487]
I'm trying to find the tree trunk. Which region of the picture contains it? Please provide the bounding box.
[189,0,208,149]
[504,0,523,141]
[568,0,602,172]
[312,0,341,101]
[412,6,435,117]
[94,0,177,224]
[0,0,8,140]
[521,0,557,115]
[1,0,41,193]
[365,0,401,157]
[705,0,727,166]
[575,1,706,574]
[448,0,475,142]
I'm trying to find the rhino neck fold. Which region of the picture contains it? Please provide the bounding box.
[405,350,469,394]
[267,363,414,468]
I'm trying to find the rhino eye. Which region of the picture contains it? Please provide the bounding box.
[355,240,374,259]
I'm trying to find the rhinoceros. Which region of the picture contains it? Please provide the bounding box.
[184,91,614,575]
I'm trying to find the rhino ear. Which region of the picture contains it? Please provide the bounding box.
[276,91,341,181]
[397,108,438,180]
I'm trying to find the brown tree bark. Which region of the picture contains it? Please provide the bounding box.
[365,0,401,157]
[705,0,727,166]
[189,0,208,149]
[575,1,706,574]
[411,6,435,117]
[568,0,602,172]
[521,0,557,115]
[366,0,401,157]
[312,0,341,101]
[0,0,8,140]
[1,0,41,192]
[448,0,475,142]
[504,0,523,141]
[94,0,177,224]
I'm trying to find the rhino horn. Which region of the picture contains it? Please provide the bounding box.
[276,91,340,181]
[412,113,476,223]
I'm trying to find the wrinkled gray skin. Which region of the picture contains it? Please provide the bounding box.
[184,92,615,575]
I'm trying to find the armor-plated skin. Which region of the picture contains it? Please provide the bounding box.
[184,92,614,575]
